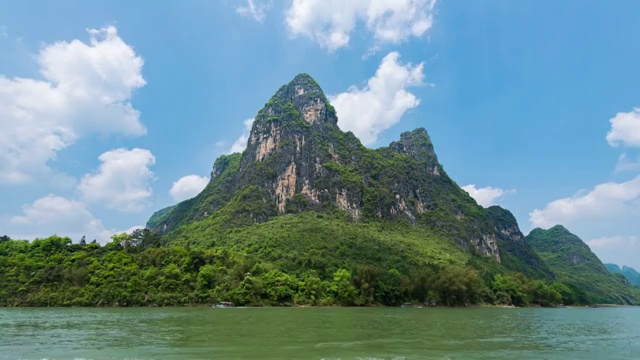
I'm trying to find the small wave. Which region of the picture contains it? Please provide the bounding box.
[319,357,452,360]
[319,357,408,360]
[315,340,365,348]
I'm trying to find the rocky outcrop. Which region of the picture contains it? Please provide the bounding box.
[486,206,554,278]
[389,128,441,176]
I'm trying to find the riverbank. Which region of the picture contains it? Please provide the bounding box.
[6,302,634,309]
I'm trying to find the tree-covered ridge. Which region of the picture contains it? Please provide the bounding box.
[606,264,640,286]
[0,233,588,307]
[525,226,640,304]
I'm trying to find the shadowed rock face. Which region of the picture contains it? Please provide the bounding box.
[147,73,549,268]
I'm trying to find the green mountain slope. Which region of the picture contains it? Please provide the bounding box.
[148,73,552,281]
[168,212,469,277]
[606,264,640,286]
[526,226,640,304]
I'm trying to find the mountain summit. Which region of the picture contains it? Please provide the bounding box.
[147,74,551,279]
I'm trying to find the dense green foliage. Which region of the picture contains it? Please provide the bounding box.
[0,233,575,307]
[167,212,469,276]
[606,264,640,286]
[526,226,640,305]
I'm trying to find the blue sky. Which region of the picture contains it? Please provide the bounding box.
[1,0,639,268]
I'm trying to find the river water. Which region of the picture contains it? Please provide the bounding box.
[1,307,638,359]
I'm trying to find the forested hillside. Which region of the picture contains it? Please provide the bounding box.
[0,233,578,307]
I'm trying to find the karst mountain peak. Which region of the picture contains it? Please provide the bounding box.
[147,73,555,278]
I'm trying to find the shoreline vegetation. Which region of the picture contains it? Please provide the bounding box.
[12,304,630,309]
[1,303,635,309]
[3,232,636,308]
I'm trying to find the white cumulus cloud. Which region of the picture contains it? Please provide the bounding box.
[10,194,114,243]
[529,176,640,228]
[7,194,146,243]
[169,175,209,202]
[330,52,424,146]
[79,148,156,212]
[236,0,272,23]
[229,118,254,154]
[606,108,640,148]
[0,26,146,184]
[461,184,515,207]
[286,0,436,51]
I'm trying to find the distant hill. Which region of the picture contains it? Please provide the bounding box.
[606,264,640,286]
[526,226,640,304]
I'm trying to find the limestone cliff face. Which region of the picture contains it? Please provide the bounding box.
[233,74,360,218]
[147,73,543,265]
[486,206,554,279]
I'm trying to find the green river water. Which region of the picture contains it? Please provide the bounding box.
[1,307,638,359]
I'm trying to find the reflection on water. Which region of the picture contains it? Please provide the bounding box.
[0,307,638,360]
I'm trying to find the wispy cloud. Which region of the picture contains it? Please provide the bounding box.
[462,184,516,207]
[236,0,272,23]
